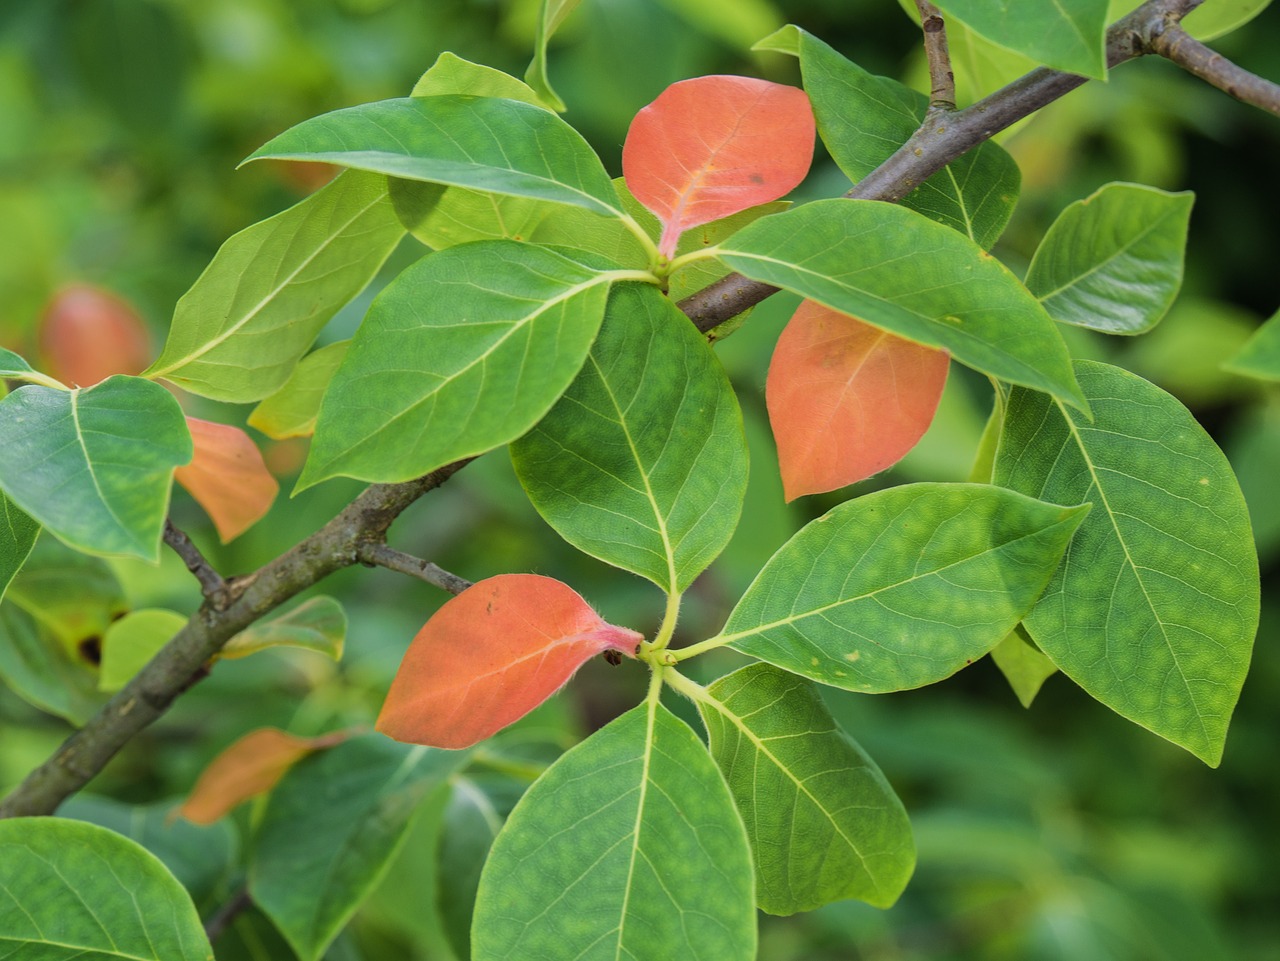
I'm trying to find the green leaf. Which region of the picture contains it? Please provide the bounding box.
[718,201,1088,412]
[988,624,1058,708]
[1,492,38,604]
[713,483,1089,692]
[245,96,623,219]
[0,346,63,389]
[251,733,468,961]
[1223,308,1280,381]
[653,0,782,49]
[695,663,915,913]
[412,52,550,105]
[300,242,624,488]
[99,608,187,691]
[931,0,1109,79]
[146,171,404,403]
[4,535,127,649]
[524,0,582,111]
[994,361,1259,766]
[248,340,350,439]
[219,595,346,661]
[755,26,1020,249]
[0,376,192,560]
[472,700,756,961]
[1025,183,1194,334]
[1181,0,1273,39]
[0,817,214,960]
[511,284,747,594]
[0,602,105,725]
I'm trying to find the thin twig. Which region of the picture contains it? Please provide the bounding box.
[1150,23,1280,117]
[163,520,227,605]
[916,0,956,108]
[203,885,253,944]
[357,543,474,595]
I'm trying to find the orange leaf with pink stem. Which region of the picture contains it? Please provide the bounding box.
[174,417,280,542]
[376,574,642,750]
[767,300,950,501]
[622,75,814,258]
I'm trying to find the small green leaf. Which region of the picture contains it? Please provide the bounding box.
[248,341,350,440]
[1223,308,1280,381]
[988,625,1058,708]
[300,242,621,489]
[146,171,404,403]
[412,52,550,105]
[715,483,1089,692]
[524,0,582,111]
[718,201,1088,412]
[472,700,756,961]
[219,595,346,661]
[511,284,747,593]
[1,492,38,604]
[250,733,468,961]
[1025,183,1194,334]
[0,376,192,560]
[99,608,187,691]
[931,0,1109,78]
[995,361,1259,766]
[696,663,915,913]
[0,817,214,960]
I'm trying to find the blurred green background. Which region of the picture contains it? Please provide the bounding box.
[1,0,1277,958]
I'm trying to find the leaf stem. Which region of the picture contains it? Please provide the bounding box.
[666,246,723,276]
[649,591,682,653]
[10,371,70,391]
[671,633,732,662]
[662,666,710,704]
[617,212,661,263]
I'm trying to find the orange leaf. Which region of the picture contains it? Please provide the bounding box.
[38,284,152,387]
[376,574,643,750]
[179,727,350,825]
[767,300,950,501]
[174,417,279,542]
[622,75,814,257]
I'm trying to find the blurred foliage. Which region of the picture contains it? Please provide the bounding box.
[1,0,1278,958]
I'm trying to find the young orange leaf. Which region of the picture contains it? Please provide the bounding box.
[767,300,949,501]
[38,283,152,387]
[179,727,350,825]
[622,75,814,257]
[376,574,643,750]
[174,417,279,542]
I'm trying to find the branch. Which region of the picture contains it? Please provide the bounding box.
[1150,23,1280,117]
[357,543,474,595]
[203,885,253,944]
[0,458,471,819]
[163,520,227,605]
[916,1,956,109]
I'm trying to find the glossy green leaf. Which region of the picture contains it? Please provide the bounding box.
[524,0,582,111]
[994,361,1258,766]
[1025,183,1194,334]
[473,700,755,961]
[219,595,346,661]
[99,608,187,691]
[251,733,467,961]
[756,26,1020,249]
[718,201,1088,411]
[989,625,1058,708]
[146,171,403,402]
[713,483,1089,692]
[248,340,350,439]
[0,602,104,725]
[0,376,191,560]
[511,284,747,593]
[0,817,214,960]
[1223,308,1280,380]
[245,96,623,219]
[300,242,625,488]
[694,663,915,913]
[931,0,1109,78]
[1,492,38,604]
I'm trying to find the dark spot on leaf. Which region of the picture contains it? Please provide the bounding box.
[79,636,103,666]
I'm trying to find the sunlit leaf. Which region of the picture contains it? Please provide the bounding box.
[524,0,582,111]
[218,595,346,661]
[98,608,187,692]
[472,701,756,961]
[1223,308,1280,381]
[624,75,814,257]
[930,0,1109,78]
[412,51,549,104]
[714,483,1089,692]
[173,417,278,543]
[994,361,1258,766]
[377,574,641,749]
[988,625,1058,708]
[696,663,915,913]
[767,299,950,500]
[38,283,152,387]
[1,492,38,605]
[248,341,349,439]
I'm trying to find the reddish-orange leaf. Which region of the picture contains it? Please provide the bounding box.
[38,283,152,387]
[376,574,643,750]
[767,300,950,501]
[179,728,350,825]
[622,75,814,257]
[174,417,279,542]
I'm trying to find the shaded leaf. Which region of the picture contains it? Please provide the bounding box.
[715,483,1089,692]
[146,171,404,402]
[767,299,950,500]
[511,284,747,593]
[718,200,1088,412]
[653,0,782,49]
[1025,183,1194,334]
[931,0,1109,78]
[994,361,1258,766]
[0,602,105,725]
[1223,308,1280,381]
[0,492,38,605]
[248,340,350,439]
[623,75,814,257]
[38,283,152,387]
[472,700,756,961]
[524,0,583,111]
[99,608,187,692]
[377,574,641,749]
[219,595,346,661]
[174,417,278,542]
[695,663,915,913]
[3,534,126,649]
[0,347,44,381]
[0,376,191,560]
[989,625,1058,708]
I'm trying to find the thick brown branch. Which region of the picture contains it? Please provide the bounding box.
[357,543,474,595]
[917,1,956,108]
[1150,23,1280,117]
[163,520,227,605]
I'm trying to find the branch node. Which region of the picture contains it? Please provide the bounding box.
[916,0,957,109]
[163,521,227,603]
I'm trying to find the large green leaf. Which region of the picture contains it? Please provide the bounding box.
[711,483,1089,692]
[756,26,1020,249]
[695,663,915,913]
[718,201,1088,411]
[1025,183,1194,334]
[994,361,1258,766]
[931,0,1109,78]
[146,171,404,402]
[250,733,467,961]
[0,376,191,560]
[511,284,747,594]
[472,700,755,961]
[0,817,214,960]
[244,96,624,219]
[1,492,38,604]
[300,242,626,488]
[1224,308,1280,381]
